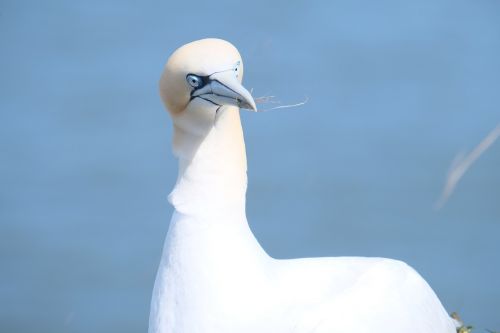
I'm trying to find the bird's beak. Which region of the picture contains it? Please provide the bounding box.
[192,71,257,111]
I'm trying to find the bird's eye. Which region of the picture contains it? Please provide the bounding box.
[186,74,203,88]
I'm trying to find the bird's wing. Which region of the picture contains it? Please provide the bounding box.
[275,257,456,333]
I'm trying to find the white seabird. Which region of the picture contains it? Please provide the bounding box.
[148,38,457,333]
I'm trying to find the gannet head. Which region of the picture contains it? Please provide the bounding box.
[159,38,256,136]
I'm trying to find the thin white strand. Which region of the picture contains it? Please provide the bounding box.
[435,123,500,209]
[255,96,309,112]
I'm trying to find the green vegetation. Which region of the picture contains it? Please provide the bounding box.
[452,312,497,333]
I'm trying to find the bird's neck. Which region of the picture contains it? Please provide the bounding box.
[169,107,248,219]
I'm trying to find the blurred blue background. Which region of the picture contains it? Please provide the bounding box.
[1,0,499,332]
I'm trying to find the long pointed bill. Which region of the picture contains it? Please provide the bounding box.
[192,71,257,111]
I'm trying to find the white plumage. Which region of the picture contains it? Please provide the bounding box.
[148,38,456,333]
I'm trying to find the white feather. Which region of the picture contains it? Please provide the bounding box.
[149,38,456,333]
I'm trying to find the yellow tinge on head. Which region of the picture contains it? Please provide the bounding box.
[159,38,255,115]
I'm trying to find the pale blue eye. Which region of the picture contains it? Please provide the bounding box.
[186,74,203,88]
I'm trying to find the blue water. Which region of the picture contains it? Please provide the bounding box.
[1,1,499,332]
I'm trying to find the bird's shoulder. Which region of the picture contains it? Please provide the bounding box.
[275,257,454,333]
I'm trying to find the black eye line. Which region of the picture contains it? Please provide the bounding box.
[186,63,239,90]
[186,74,210,89]
[186,68,240,105]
